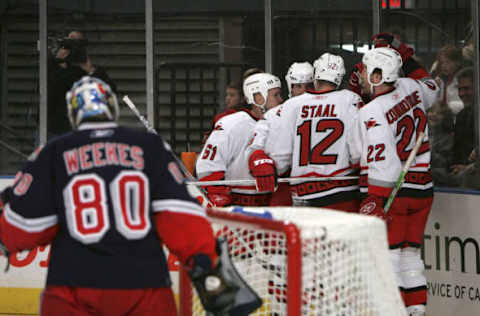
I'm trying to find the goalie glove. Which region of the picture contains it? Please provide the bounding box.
[359,195,391,224]
[248,150,277,192]
[372,32,414,63]
[187,238,262,316]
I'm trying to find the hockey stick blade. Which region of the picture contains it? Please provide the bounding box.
[384,132,426,214]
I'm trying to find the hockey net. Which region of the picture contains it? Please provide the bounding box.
[179,207,406,316]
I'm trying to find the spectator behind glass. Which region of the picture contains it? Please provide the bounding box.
[214,81,244,123]
[430,45,464,116]
[449,67,476,177]
[427,103,458,186]
[201,68,264,144]
[201,81,245,145]
[47,30,117,139]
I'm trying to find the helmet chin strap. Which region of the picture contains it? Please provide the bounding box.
[254,96,267,113]
[367,71,384,96]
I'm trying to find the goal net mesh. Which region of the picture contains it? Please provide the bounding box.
[183,207,406,316]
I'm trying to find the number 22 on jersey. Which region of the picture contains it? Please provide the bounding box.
[63,170,151,244]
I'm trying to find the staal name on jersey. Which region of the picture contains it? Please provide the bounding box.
[300,104,337,119]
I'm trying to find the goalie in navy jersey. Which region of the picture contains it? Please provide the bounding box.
[0,77,261,316]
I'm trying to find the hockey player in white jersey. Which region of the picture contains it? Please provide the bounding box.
[248,53,363,212]
[355,34,439,315]
[246,62,315,206]
[196,73,283,206]
[285,62,315,98]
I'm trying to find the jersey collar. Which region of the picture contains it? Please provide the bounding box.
[372,86,396,100]
[78,122,118,130]
[307,88,335,94]
[240,108,260,121]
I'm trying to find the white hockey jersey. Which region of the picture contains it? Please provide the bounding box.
[254,89,363,203]
[354,77,439,197]
[248,104,289,174]
[196,109,267,198]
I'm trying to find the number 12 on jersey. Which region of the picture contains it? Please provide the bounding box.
[296,119,344,166]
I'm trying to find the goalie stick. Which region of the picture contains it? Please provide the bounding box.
[122,95,212,207]
[122,95,195,180]
[384,132,426,214]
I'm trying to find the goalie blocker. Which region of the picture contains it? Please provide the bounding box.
[187,238,262,316]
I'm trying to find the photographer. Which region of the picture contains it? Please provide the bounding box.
[47,30,117,138]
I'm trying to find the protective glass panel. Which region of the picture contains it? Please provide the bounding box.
[382,0,476,190]
[271,0,373,96]
[0,3,39,173]
[153,3,264,153]
[46,2,144,134]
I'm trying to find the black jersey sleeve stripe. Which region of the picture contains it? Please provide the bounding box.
[4,204,58,233]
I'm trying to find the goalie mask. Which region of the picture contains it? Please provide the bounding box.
[285,62,314,98]
[66,76,119,129]
[313,53,346,87]
[243,73,281,110]
[362,47,402,87]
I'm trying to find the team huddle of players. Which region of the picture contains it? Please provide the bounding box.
[197,32,439,316]
[0,32,436,316]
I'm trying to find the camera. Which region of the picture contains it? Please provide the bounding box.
[57,37,89,64]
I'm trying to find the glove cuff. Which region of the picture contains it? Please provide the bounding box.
[249,149,270,163]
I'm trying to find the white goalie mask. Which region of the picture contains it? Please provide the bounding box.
[66,76,119,129]
[243,73,281,110]
[313,53,346,87]
[362,47,402,88]
[285,62,314,98]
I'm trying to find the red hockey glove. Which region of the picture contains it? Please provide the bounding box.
[206,186,231,207]
[199,172,231,207]
[359,195,389,222]
[248,150,277,192]
[348,62,364,96]
[372,32,414,63]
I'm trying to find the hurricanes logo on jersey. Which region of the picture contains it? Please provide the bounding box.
[213,123,224,131]
[364,118,380,130]
[424,80,437,91]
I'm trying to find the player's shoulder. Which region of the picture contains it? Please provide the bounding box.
[396,76,436,90]
[337,88,362,99]
[358,94,384,116]
[264,104,285,120]
[73,123,162,149]
[216,109,258,128]
[281,93,312,111]
[396,77,417,87]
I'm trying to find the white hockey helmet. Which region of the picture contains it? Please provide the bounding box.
[285,62,314,97]
[362,47,402,87]
[313,53,346,87]
[243,72,282,110]
[66,76,119,129]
